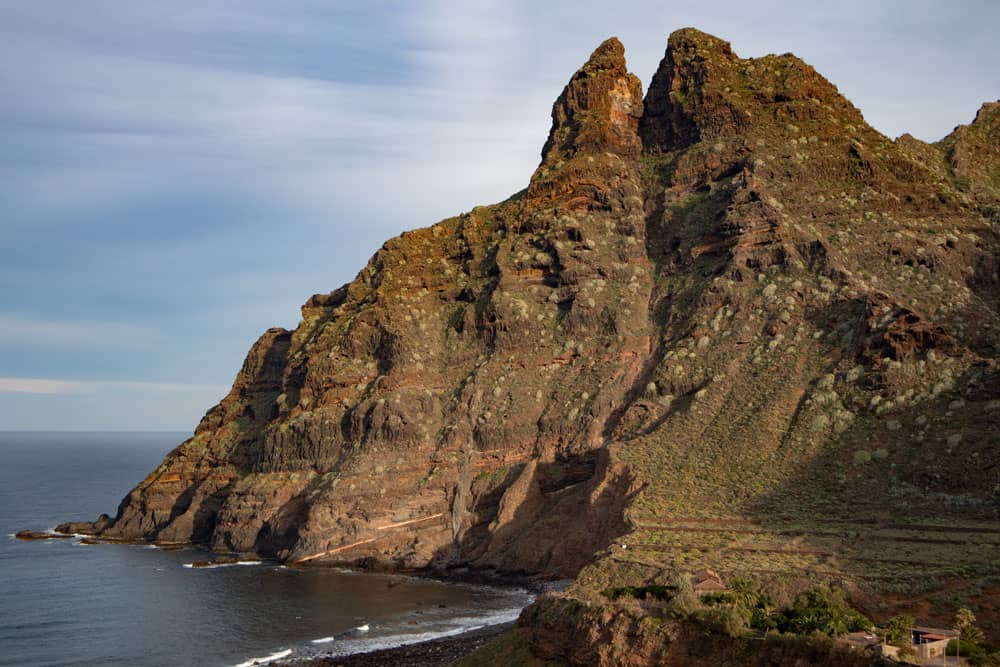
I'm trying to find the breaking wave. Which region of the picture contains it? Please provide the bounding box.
[182,560,263,569]
[231,648,292,667]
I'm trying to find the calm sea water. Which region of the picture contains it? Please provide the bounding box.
[0,432,531,667]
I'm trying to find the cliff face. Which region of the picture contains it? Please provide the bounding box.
[63,28,1000,620]
[64,37,651,576]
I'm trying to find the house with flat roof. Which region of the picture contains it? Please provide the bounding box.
[872,624,959,661]
[910,625,959,660]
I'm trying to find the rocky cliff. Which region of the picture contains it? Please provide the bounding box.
[508,596,883,667]
[62,27,1000,634]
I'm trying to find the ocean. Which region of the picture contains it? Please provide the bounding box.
[0,432,532,667]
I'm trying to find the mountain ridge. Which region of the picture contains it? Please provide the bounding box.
[58,27,1000,644]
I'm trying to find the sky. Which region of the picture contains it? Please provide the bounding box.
[1,1,997,431]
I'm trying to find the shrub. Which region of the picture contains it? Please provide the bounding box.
[774,585,872,636]
[701,591,737,606]
[947,638,984,658]
[667,572,701,618]
[750,606,779,631]
[695,605,748,637]
[958,607,986,644]
[880,615,914,644]
[603,586,640,601]
[602,584,675,602]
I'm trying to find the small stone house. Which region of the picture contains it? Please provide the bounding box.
[910,626,958,660]
[876,625,959,661]
[691,569,728,594]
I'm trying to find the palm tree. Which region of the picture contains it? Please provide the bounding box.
[728,576,759,610]
[793,609,821,634]
[823,615,849,637]
[956,607,984,645]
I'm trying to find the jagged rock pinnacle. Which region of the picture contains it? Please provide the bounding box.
[641,27,860,153]
[940,99,1000,205]
[537,36,643,166]
[640,28,742,152]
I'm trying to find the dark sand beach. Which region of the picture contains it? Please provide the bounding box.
[296,621,512,666]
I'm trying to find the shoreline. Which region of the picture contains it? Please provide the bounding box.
[294,621,514,667]
[279,568,557,666]
[29,528,550,665]
[38,527,554,593]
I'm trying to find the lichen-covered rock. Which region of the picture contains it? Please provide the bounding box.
[939,100,1000,205]
[62,36,654,574]
[62,31,1000,641]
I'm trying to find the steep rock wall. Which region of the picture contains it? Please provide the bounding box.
[60,30,1000,616]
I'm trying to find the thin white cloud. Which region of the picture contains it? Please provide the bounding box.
[0,316,153,348]
[0,377,230,430]
[0,4,555,226]
[4,2,998,227]
[0,378,78,394]
[0,377,228,395]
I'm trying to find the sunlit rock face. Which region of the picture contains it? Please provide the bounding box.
[62,31,1000,637]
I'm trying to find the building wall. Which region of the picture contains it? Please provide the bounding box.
[917,638,950,658]
[879,644,900,659]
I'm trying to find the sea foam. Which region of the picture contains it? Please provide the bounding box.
[231,648,292,667]
[182,560,263,569]
[316,600,529,658]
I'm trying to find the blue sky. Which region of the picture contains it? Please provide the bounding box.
[2,1,997,431]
